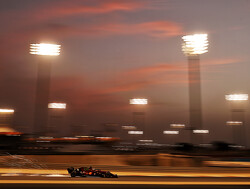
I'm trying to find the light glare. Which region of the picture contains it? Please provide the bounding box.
[193,130,209,134]
[182,34,208,55]
[128,131,143,135]
[226,121,243,126]
[139,140,153,143]
[122,126,136,130]
[0,109,14,113]
[130,98,148,105]
[225,94,248,101]
[170,124,185,128]
[48,103,66,109]
[30,43,61,56]
[163,130,179,135]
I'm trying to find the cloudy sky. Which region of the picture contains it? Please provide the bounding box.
[0,0,250,143]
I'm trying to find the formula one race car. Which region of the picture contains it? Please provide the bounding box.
[67,166,118,178]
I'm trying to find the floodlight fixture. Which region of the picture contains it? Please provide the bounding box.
[182,34,208,55]
[225,94,248,101]
[48,103,66,109]
[163,130,179,135]
[30,43,61,56]
[170,124,185,128]
[139,140,153,143]
[128,131,143,135]
[0,109,15,113]
[226,121,243,126]
[122,125,136,130]
[130,98,148,105]
[193,129,209,134]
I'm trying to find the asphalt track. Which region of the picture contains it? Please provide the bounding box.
[1,176,250,188]
[2,184,250,189]
[2,167,250,177]
[2,166,250,188]
[1,184,250,189]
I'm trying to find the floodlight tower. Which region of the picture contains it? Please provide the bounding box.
[182,34,208,144]
[0,109,15,127]
[128,130,143,144]
[163,130,179,144]
[30,43,61,136]
[48,102,66,137]
[130,98,148,137]
[121,125,136,141]
[225,94,248,146]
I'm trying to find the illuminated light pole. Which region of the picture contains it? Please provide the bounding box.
[170,124,185,129]
[226,121,242,145]
[182,34,208,144]
[193,129,209,134]
[128,130,143,135]
[122,125,137,130]
[139,139,153,143]
[163,130,179,135]
[192,129,209,144]
[30,43,61,136]
[30,43,61,56]
[48,103,66,137]
[130,98,148,105]
[225,94,248,101]
[0,108,15,127]
[48,103,66,109]
[226,121,243,126]
[170,124,185,144]
[163,130,179,145]
[121,125,136,142]
[225,94,248,146]
[0,109,15,113]
[128,130,143,144]
[130,98,148,139]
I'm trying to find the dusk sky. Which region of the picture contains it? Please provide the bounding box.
[1,0,250,143]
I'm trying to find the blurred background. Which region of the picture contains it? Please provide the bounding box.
[1,0,250,188]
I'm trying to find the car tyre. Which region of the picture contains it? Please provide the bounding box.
[71,172,76,177]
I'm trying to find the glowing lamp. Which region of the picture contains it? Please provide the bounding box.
[182,34,208,55]
[225,94,248,101]
[226,121,243,126]
[170,124,185,128]
[128,131,143,135]
[0,109,14,113]
[163,130,179,135]
[48,103,66,109]
[139,140,153,142]
[122,126,136,130]
[130,98,148,105]
[193,129,209,134]
[30,43,61,56]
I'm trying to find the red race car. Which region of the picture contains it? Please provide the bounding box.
[67,166,118,178]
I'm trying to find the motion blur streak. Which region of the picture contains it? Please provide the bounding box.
[1,180,250,185]
[3,168,250,177]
